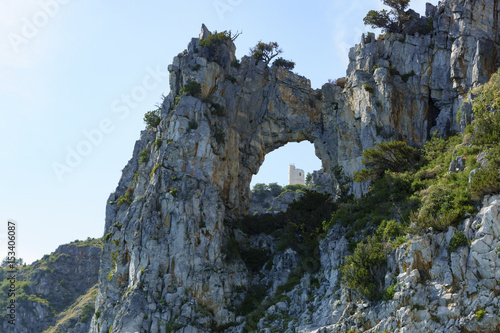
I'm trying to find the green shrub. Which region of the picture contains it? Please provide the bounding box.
[326,171,413,232]
[448,231,468,253]
[210,103,225,116]
[310,277,320,288]
[144,109,161,129]
[198,30,232,56]
[192,64,201,72]
[273,57,295,70]
[104,233,112,242]
[173,96,181,108]
[139,148,149,164]
[471,68,500,145]
[117,191,133,207]
[250,41,282,64]
[180,81,202,97]
[154,138,162,149]
[364,84,375,94]
[170,188,178,198]
[469,167,500,201]
[465,70,500,199]
[341,236,387,300]
[354,140,421,182]
[277,190,335,271]
[150,164,160,178]
[376,220,402,240]
[412,178,475,231]
[363,0,412,33]
[382,283,397,300]
[475,309,486,321]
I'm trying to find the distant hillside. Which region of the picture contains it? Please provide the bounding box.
[0,238,101,333]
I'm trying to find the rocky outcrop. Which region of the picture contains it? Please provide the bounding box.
[91,27,342,333]
[0,238,101,333]
[339,0,500,194]
[261,195,500,333]
[91,0,500,332]
[249,190,303,215]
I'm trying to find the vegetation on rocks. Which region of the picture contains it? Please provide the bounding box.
[327,68,500,299]
[180,81,202,97]
[242,69,500,302]
[363,0,412,33]
[239,188,335,270]
[0,238,101,332]
[143,108,161,129]
[234,188,335,330]
[273,57,295,70]
[198,30,240,58]
[250,41,282,64]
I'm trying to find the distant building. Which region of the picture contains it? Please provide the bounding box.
[288,165,305,185]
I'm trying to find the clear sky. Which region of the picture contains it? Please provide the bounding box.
[0,0,435,264]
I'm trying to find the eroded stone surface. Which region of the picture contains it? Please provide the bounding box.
[91,0,500,331]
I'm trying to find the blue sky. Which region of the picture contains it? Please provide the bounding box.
[0,0,434,264]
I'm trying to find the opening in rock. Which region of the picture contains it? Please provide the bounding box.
[250,141,322,188]
[248,141,322,215]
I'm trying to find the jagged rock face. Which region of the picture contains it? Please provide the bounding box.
[250,195,500,332]
[92,33,341,333]
[166,43,340,218]
[92,0,500,332]
[341,0,500,194]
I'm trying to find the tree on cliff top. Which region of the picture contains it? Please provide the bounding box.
[250,41,282,64]
[363,0,411,33]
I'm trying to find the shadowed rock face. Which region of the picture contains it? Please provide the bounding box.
[91,1,500,331]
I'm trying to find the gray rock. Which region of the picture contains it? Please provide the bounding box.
[92,0,500,330]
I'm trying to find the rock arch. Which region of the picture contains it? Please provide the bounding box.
[92,11,500,328]
[209,61,340,218]
[92,29,343,331]
[166,32,343,219]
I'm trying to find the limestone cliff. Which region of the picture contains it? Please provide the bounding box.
[91,0,500,332]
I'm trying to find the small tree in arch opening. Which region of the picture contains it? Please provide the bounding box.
[250,41,282,64]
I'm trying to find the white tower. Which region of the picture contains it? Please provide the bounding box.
[288,165,305,185]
